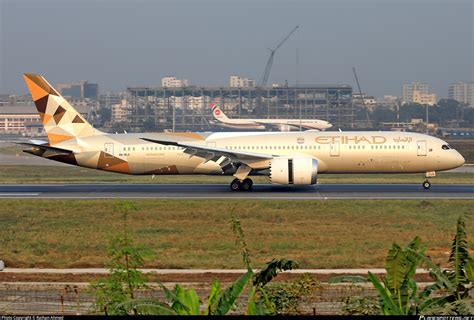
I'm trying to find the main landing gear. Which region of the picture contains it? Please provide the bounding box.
[230,178,253,191]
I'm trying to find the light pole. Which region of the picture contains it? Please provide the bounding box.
[425,104,429,134]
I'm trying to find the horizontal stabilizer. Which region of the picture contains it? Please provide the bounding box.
[17,141,73,156]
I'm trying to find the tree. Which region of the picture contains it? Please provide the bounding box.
[98,106,112,123]
[91,201,153,315]
[368,214,473,315]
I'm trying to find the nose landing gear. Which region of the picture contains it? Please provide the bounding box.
[230,178,253,191]
[423,171,435,190]
[422,180,431,190]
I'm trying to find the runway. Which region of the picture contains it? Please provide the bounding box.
[0,183,472,199]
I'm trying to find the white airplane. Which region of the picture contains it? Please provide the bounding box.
[22,73,465,191]
[209,103,332,131]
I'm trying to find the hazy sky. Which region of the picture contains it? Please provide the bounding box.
[1,0,472,97]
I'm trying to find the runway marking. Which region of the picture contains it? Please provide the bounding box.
[0,193,39,196]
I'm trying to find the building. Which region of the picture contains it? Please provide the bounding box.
[127,85,353,131]
[57,81,99,100]
[448,81,474,107]
[0,104,94,136]
[0,105,43,136]
[229,75,256,88]
[413,91,437,106]
[376,95,400,107]
[111,99,132,123]
[161,77,189,88]
[402,82,432,104]
[0,94,35,106]
[352,93,377,111]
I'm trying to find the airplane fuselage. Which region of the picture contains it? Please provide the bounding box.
[37,131,465,176]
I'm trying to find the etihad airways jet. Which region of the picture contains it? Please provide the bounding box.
[21,74,464,191]
[209,103,332,131]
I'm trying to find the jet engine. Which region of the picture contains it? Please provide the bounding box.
[269,157,318,185]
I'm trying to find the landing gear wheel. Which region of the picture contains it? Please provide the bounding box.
[241,178,253,191]
[423,180,431,190]
[230,179,242,191]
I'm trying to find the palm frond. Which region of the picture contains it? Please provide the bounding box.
[215,270,253,315]
[448,214,470,286]
[253,258,299,287]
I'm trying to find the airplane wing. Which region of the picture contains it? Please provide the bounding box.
[140,137,273,171]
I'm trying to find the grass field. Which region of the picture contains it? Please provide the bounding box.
[0,164,472,184]
[0,199,472,269]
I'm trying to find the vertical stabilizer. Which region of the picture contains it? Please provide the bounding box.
[210,103,230,122]
[24,73,103,145]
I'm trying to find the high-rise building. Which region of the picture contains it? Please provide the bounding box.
[57,81,99,99]
[161,76,189,87]
[402,82,431,104]
[111,99,132,123]
[229,75,256,88]
[448,81,474,107]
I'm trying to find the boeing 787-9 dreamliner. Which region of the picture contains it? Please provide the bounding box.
[21,74,465,191]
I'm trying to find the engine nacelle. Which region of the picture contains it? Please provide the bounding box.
[269,157,318,185]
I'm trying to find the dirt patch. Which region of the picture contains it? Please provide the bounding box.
[0,271,434,283]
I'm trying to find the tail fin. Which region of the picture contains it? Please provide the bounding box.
[210,103,230,122]
[23,73,103,145]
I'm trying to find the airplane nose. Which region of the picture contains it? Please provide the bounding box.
[456,152,465,167]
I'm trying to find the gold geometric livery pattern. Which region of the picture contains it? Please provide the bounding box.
[24,74,103,145]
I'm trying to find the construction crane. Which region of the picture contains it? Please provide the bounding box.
[260,26,299,86]
[352,67,372,127]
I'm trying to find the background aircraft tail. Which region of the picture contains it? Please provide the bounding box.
[24,73,103,145]
[210,103,230,122]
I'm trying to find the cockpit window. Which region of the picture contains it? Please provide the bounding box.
[442,144,450,150]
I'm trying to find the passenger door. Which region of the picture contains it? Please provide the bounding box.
[330,142,340,157]
[417,140,427,156]
[104,143,114,158]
